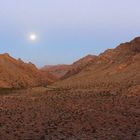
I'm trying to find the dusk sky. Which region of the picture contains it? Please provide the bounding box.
[0,0,140,67]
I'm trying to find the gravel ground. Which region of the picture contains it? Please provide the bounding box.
[0,87,139,140]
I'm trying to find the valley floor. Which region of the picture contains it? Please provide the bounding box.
[0,87,140,140]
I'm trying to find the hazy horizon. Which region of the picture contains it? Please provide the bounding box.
[0,0,140,67]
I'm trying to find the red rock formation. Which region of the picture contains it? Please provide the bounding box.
[42,55,97,79]
[41,64,71,78]
[62,55,97,79]
[0,53,48,88]
[55,37,140,94]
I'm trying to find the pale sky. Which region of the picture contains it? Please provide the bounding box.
[0,0,140,67]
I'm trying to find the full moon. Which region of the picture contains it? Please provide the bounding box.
[29,33,37,41]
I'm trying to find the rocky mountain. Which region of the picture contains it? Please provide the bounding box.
[0,53,51,89]
[41,64,71,78]
[42,55,97,79]
[41,69,59,83]
[2,36,140,92]
[55,37,140,94]
[0,53,96,89]
[62,55,97,79]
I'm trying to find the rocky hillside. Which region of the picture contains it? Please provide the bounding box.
[41,64,71,78]
[55,37,140,94]
[62,55,97,79]
[42,55,96,79]
[41,69,59,83]
[0,53,50,88]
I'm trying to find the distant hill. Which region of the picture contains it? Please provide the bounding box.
[62,55,97,79]
[42,55,97,79]
[54,37,140,95]
[41,64,71,78]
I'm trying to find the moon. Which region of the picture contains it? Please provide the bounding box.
[29,33,37,41]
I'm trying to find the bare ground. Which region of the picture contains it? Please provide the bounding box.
[0,87,140,140]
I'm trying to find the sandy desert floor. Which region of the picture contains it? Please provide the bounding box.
[0,87,140,140]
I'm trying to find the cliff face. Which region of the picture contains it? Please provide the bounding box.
[0,54,48,88]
